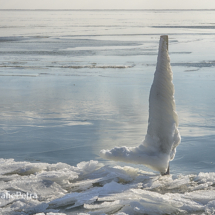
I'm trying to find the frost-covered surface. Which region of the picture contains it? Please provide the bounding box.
[0,159,215,215]
[100,36,181,174]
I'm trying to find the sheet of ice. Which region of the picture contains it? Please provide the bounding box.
[100,35,181,174]
[1,10,215,174]
[0,159,215,214]
[1,9,215,215]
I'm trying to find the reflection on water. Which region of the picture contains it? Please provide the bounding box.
[0,65,215,174]
[0,72,150,166]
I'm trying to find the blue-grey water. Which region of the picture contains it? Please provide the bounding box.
[0,10,215,174]
[1,10,215,215]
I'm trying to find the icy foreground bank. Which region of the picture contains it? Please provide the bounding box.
[100,35,181,174]
[0,159,215,214]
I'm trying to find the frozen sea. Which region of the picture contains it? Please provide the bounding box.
[0,9,215,214]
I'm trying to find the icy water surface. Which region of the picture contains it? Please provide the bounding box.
[0,10,215,214]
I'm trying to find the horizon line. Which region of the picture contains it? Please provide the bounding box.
[1,9,215,11]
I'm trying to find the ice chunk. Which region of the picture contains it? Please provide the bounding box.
[205,200,215,214]
[35,213,67,215]
[49,181,127,209]
[73,160,103,176]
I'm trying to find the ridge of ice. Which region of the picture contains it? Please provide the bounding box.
[0,159,215,214]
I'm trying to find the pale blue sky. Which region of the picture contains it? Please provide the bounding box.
[1,0,215,9]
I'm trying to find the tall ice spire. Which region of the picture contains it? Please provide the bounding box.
[100,35,181,175]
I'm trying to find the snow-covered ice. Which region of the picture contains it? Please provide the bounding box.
[100,36,181,175]
[0,159,215,214]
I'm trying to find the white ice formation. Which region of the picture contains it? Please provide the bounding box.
[100,35,181,174]
[1,159,215,215]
